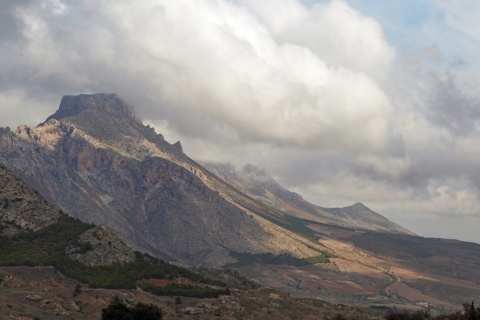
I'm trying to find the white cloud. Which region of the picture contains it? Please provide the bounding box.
[0,0,480,242]
[239,0,396,81]
[436,0,480,41]
[6,0,395,153]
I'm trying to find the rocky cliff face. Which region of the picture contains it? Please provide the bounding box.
[0,164,60,235]
[0,94,324,267]
[66,225,136,266]
[203,162,414,235]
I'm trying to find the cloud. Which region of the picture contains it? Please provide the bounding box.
[0,0,480,242]
[436,0,480,41]
[239,0,396,80]
[0,0,397,153]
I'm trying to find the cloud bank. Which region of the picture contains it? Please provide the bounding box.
[0,0,479,242]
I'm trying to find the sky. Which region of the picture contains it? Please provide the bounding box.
[1,0,479,243]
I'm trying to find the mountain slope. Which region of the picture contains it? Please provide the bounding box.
[0,93,325,267]
[203,162,414,235]
[2,94,480,311]
[0,164,231,288]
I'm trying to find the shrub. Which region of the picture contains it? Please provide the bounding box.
[101,297,162,320]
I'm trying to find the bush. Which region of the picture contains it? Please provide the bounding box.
[385,302,480,320]
[101,297,162,320]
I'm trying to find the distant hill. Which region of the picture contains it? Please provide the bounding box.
[203,162,414,235]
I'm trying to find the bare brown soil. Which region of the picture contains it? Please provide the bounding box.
[0,266,379,320]
[387,282,457,309]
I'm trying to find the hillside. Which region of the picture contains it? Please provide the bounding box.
[0,94,327,268]
[1,164,374,319]
[2,94,480,312]
[0,163,60,235]
[0,165,226,290]
[203,162,414,235]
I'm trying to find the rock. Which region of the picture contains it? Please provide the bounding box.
[26,294,42,302]
[180,307,205,315]
[172,141,183,152]
[66,225,136,266]
[0,166,60,235]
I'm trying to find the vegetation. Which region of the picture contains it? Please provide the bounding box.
[225,251,333,268]
[0,213,226,293]
[102,297,162,320]
[142,283,230,298]
[303,253,335,264]
[384,301,480,320]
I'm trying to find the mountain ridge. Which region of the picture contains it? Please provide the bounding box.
[202,161,414,235]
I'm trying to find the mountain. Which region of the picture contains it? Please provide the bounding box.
[203,162,414,235]
[0,122,385,320]
[1,163,319,319]
[0,93,326,267]
[2,94,480,311]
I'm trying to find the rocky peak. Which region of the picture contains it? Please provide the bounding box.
[41,94,169,151]
[46,93,138,124]
[173,141,183,152]
[350,202,368,210]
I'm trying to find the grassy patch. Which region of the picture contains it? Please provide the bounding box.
[303,253,334,264]
[225,251,332,268]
